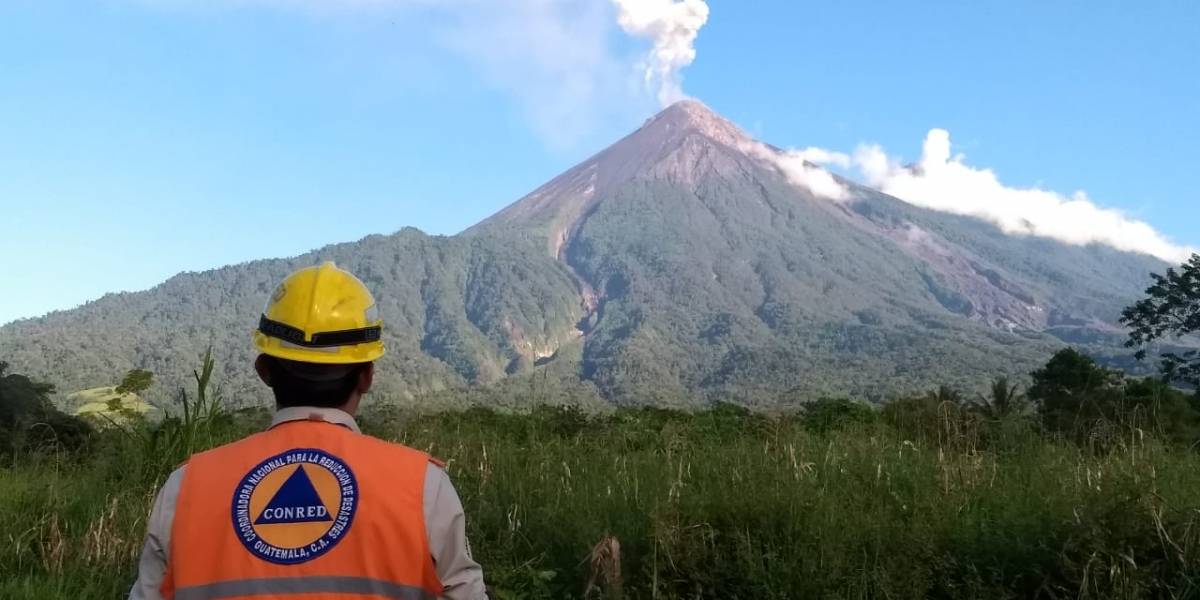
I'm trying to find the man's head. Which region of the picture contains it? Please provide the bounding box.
[251,262,385,413]
[255,355,374,413]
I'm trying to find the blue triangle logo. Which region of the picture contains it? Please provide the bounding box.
[254,466,333,525]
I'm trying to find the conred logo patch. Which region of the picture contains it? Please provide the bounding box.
[231,448,358,565]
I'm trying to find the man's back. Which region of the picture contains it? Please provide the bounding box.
[167,417,441,598]
[131,263,486,599]
[130,408,487,600]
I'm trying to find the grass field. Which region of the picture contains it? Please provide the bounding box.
[68,387,157,424]
[4,395,1200,599]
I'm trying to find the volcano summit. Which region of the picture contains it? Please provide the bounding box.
[0,101,1167,406]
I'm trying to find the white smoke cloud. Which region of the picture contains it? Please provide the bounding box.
[795,129,1193,263]
[791,147,851,170]
[740,142,850,201]
[434,0,640,149]
[135,0,660,149]
[139,0,715,144]
[611,0,710,107]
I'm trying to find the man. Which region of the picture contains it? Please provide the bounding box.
[130,261,487,600]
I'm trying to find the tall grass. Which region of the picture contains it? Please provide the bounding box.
[376,407,1200,598]
[5,393,1200,597]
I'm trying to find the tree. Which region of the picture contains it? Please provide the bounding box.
[1122,377,1200,446]
[930,385,964,406]
[1121,254,1200,389]
[0,362,92,455]
[115,368,154,396]
[1031,348,1200,446]
[800,398,877,433]
[882,387,979,448]
[1030,348,1125,438]
[0,361,56,431]
[972,377,1029,420]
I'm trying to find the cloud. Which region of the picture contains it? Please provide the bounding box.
[137,0,717,145]
[750,128,1191,262]
[740,142,850,201]
[846,129,1193,262]
[791,146,851,169]
[611,0,710,107]
[434,0,644,149]
[135,0,658,149]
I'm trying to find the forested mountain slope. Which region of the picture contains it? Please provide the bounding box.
[0,101,1167,406]
[0,231,587,406]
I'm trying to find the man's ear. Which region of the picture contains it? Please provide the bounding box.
[357,362,375,395]
[255,354,274,388]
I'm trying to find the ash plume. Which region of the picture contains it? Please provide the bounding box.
[612,0,710,106]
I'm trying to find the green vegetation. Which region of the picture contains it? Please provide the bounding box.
[66,368,160,426]
[5,348,1200,599]
[0,230,587,409]
[114,369,154,396]
[0,199,1196,598]
[71,387,156,424]
[1123,254,1200,389]
[0,107,1182,408]
[0,361,92,458]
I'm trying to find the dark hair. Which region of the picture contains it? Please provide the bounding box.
[264,356,369,409]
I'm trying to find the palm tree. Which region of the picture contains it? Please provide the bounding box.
[973,377,1028,419]
[930,385,965,406]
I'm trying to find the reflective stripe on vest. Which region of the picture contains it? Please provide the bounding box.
[175,576,436,600]
[166,420,443,599]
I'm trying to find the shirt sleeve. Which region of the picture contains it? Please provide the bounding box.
[423,463,488,600]
[129,466,186,600]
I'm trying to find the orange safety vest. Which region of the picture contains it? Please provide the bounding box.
[163,418,444,600]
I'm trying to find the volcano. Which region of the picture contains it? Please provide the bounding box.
[0,101,1167,406]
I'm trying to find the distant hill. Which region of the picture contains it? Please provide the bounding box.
[0,101,1170,407]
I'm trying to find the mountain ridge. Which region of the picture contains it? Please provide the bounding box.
[0,101,1169,407]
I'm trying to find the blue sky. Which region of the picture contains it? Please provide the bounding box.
[1,0,1197,325]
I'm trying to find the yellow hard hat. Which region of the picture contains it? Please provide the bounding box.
[253,262,385,364]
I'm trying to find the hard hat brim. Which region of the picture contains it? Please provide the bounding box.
[253,330,385,365]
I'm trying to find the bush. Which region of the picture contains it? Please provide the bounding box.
[11,350,1200,598]
[800,397,877,433]
[0,362,93,458]
[882,387,982,450]
[1033,348,1200,449]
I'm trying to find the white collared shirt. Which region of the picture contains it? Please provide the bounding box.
[129,407,487,600]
